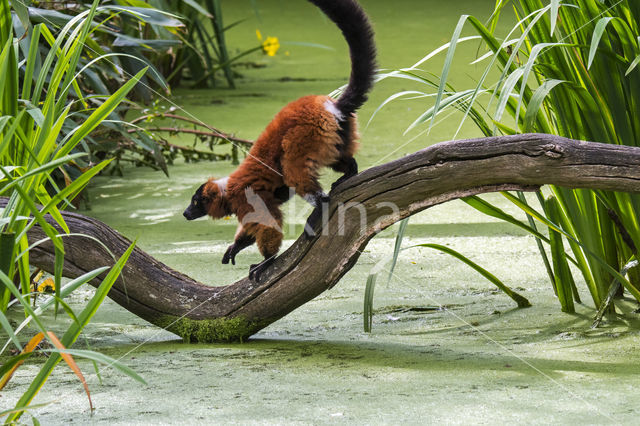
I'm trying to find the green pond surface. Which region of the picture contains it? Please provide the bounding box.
[4,0,640,424]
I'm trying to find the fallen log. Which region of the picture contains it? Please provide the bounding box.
[8,133,640,342]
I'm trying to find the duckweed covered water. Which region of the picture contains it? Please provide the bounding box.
[3,0,640,424]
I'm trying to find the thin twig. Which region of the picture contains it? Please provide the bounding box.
[128,126,252,145]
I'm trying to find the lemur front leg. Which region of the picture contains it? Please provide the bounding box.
[236,192,284,282]
[222,224,256,265]
[223,226,277,281]
[247,225,282,282]
[224,186,292,266]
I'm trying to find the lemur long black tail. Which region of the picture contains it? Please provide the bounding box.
[308,0,377,117]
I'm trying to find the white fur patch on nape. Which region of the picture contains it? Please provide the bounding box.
[215,177,229,196]
[323,100,344,121]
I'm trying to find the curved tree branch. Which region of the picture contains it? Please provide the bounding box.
[9,134,640,342]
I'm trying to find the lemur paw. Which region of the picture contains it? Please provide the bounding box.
[222,244,237,265]
[330,178,345,191]
[249,257,275,282]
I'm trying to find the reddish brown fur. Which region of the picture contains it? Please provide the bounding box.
[202,181,230,218]
[204,95,359,258]
[185,0,376,279]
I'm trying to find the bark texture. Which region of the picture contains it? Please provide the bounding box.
[9,134,640,342]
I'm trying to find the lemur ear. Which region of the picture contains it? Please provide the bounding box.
[202,179,219,201]
[202,180,230,218]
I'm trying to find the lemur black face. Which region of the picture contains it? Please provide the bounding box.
[183,183,208,220]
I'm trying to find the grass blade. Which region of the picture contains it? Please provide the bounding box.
[0,333,44,391]
[387,218,409,286]
[363,272,377,333]
[545,196,577,312]
[47,348,146,385]
[6,242,136,423]
[2,266,109,355]
[45,331,93,411]
[56,67,148,159]
[409,243,531,308]
[523,79,565,132]
[588,17,616,69]
[430,15,469,131]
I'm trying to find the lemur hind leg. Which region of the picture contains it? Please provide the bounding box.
[304,156,359,237]
[234,191,283,281]
[330,156,358,190]
[291,173,328,238]
[303,191,330,238]
[282,157,329,238]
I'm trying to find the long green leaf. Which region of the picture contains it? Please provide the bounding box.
[430,15,469,131]
[0,352,33,379]
[504,191,640,302]
[545,196,576,312]
[523,79,565,132]
[387,218,409,286]
[549,0,560,35]
[0,309,22,350]
[588,17,616,69]
[41,159,112,215]
[47,348,146,385]
[408,243,531,308]
[0,153,86,195]
[363,271,377,333]
[2,266,110,355]
[462,195,551,244]
[56,67,147,159]
[7,242,137,422]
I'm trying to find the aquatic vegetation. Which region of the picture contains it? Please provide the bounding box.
[0,0,148,420]
[376,0,640,315]
[163,0,280,89]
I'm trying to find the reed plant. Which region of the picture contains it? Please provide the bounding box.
[151,0,265,89]
[19,1,187,175]
[375,0,640,315]
[1,0,146,420]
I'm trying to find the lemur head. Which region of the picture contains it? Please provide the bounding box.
[183,178,230,220]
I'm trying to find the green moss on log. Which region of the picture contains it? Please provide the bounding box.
[158,316,267,343]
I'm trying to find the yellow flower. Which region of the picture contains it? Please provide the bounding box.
[37,278,55,293]
[256,29,262,41]
[262,36,280,57]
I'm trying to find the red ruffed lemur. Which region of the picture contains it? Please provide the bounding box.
[183,0,376,281]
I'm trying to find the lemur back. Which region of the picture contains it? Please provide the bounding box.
[228,95,359,199]
[183,0,376,281]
